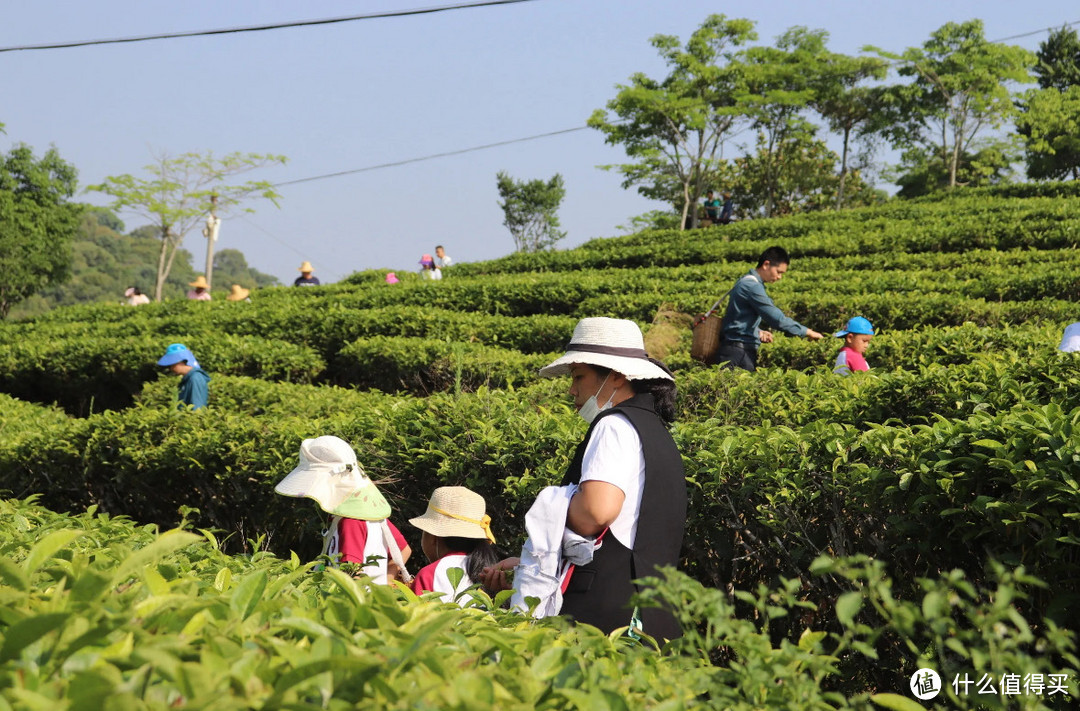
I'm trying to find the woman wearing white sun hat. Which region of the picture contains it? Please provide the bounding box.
[481,317,686,641]
[275,435,412,584]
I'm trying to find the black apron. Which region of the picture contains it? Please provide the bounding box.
[559,393,686,641]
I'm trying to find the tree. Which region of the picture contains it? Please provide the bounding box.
[88,151,286,302]
[1016,27,1080,180]
[213,248,280,288]
[869,20,1034,190]
[809,53,889,208]
[588,15,757,229]
[0,143,82,318]
[495,172,567,253]
[889,140,1018,198]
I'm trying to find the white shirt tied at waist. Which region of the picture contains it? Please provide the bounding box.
[511,484,597,618]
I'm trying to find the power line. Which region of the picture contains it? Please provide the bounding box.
[273,126,590,187]
[989,19,1080,44]
[0,0,540,53]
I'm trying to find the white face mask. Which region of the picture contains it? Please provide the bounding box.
[578,373,615,424]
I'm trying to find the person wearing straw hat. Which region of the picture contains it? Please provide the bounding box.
[410,486,499,604]
[156,343,210,410]
[186,275,212,301]
[481,317,686,641]
[294,261,321,287]
[275,436,412,584]
[226,284,251,302]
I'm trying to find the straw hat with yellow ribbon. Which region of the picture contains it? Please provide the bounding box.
[226,284,250,301]
[409,486,496,543]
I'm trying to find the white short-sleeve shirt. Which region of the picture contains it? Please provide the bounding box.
[579,412,645,549]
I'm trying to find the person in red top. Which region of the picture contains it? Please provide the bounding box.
[274,435,412,584]
[410,486,498,604]
[833,316,875,376]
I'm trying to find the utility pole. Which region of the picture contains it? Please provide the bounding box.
[203,194,221,290]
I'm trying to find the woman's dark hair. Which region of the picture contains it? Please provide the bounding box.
[629,358,678,423]
[442,536,500,583]
[592,361,678,423]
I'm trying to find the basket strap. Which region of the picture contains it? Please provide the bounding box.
[702,288,733,320]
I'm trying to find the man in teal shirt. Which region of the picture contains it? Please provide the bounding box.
[157,343,210,409]
[715,246,822,371]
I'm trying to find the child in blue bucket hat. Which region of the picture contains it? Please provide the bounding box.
[157,343,210,409]
[833,317,874,376]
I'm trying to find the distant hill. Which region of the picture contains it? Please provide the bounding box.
[9,207,279,319]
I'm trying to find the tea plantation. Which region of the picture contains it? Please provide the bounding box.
[1,184,1078,708]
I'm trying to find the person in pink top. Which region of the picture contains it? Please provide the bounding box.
[833,316,874,375]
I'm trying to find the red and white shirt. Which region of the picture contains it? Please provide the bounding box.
[324,518,407,585]
[412,552,473,604]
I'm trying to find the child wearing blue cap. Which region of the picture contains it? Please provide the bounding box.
[157,343,210,409]
[833,317,874,376]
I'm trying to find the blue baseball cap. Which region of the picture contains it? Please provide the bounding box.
[157,343,195,366]
[834,316,874,337]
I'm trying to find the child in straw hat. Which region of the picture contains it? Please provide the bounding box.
[410,486,498,603]
[275,436,412,584]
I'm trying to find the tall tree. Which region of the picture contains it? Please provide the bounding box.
[735,27,829,217]
[589,15,757,230]
[495,171,566,253]
[88,151,286,301]
[0,143,82,318]
[1016,26,1080,180]
[809,53,889,208]
[869,20,1034,190]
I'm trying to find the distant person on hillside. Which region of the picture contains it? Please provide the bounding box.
[833,316,874,376]
[435,245,453,269]
[714,246,823,372]
[419,254,442,280]
[410,486,498,604]
[703,190,722,223]
[275,436,412,583]
[186,276,212,301]
[1058,322,1080,352]
[385,272,400,284]
[226,284,251,302]
[124,286,150,306]
[157,343,210,410]
[719,193,735,225]
[294,261,321,287]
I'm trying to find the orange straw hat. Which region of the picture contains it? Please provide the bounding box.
[188,275,210,289]
[226,284,250,301]
[410,486,496,543]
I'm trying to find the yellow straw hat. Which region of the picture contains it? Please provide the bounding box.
[188,275,210,289]
[409,486,495,543]
[299,261,314,272]
[226,284,250,301]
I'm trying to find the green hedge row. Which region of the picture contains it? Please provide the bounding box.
[3,351,1078,627]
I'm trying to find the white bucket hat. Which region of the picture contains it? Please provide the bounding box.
[409,486,496,543]
[274,436,390,520]
[539,317,674,381]
[1059,322,1080,352]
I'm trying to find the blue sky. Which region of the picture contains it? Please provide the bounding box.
[1,0,1076,284]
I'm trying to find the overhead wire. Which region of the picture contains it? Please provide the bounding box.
[0,0,542,53]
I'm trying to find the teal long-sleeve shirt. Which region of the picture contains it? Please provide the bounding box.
[720,269,807,348]
[177,367,210,410]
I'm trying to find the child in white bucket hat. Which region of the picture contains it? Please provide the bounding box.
[409,486,498,604]
[275,435,412,584]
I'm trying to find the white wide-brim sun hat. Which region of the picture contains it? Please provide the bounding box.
[274,436,390,520]
[1059,322,1080,353]
[538,317,673,381]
